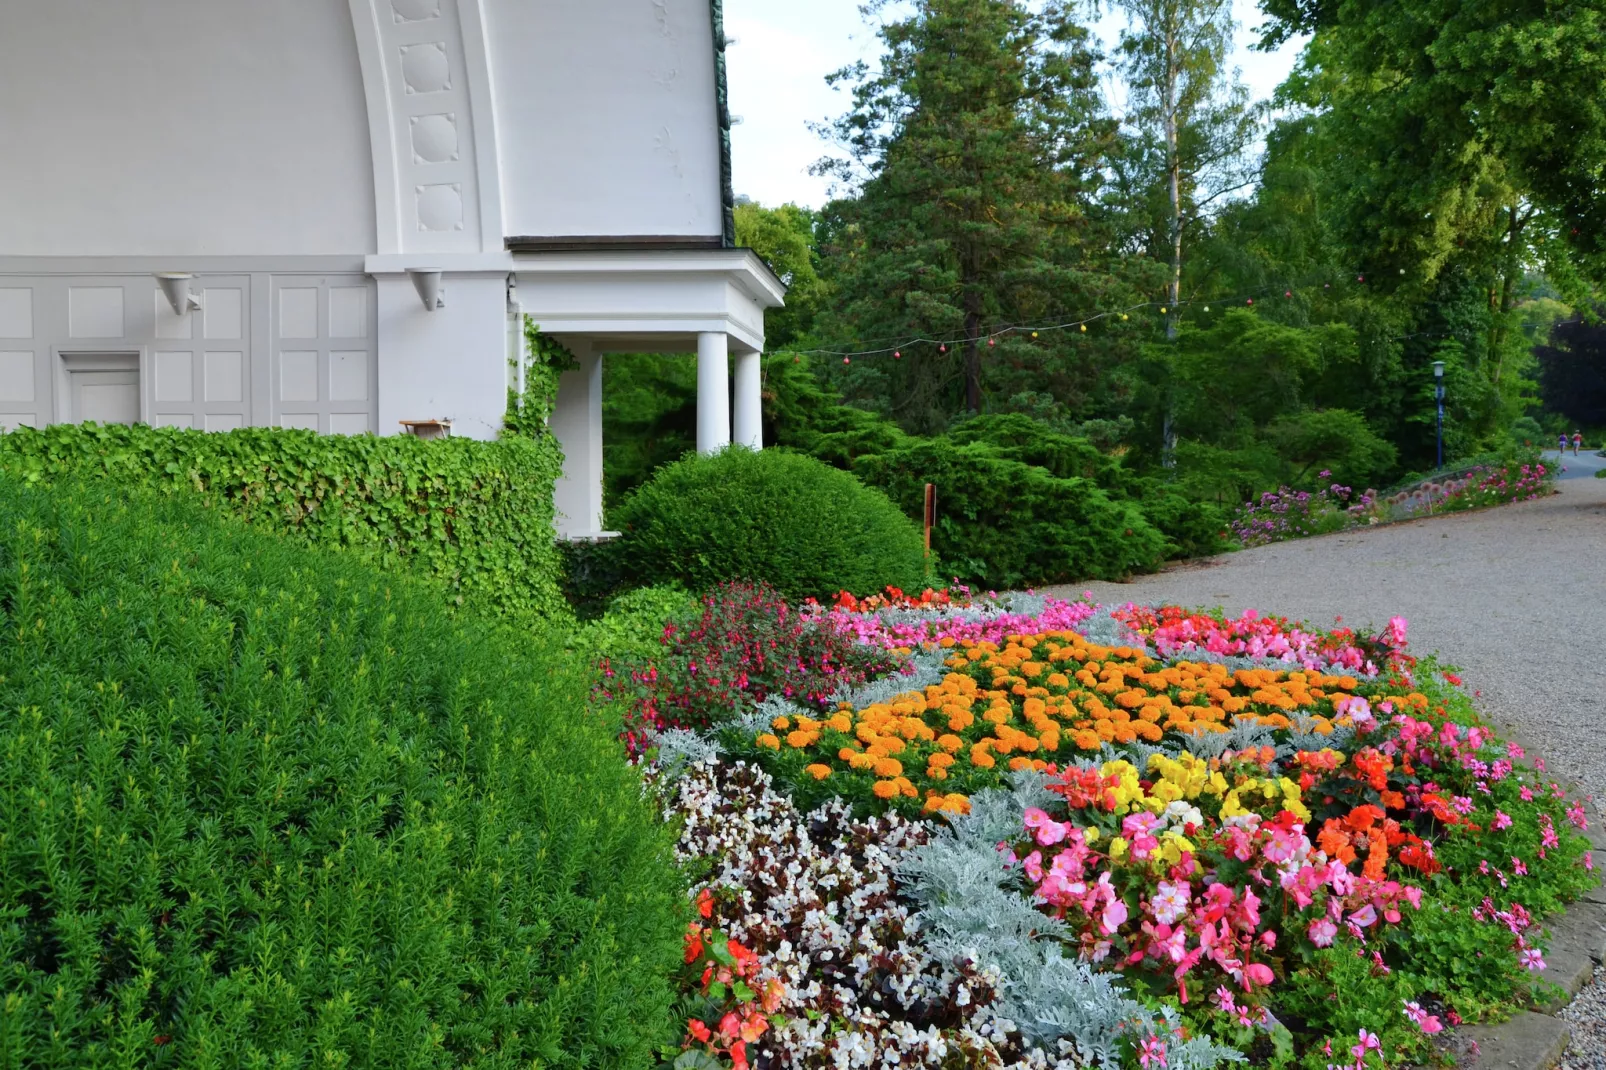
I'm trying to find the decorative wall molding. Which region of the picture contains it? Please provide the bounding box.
[347,0,502,257]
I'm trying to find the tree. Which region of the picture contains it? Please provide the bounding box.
[1112,0,1260,340]
[1536,312,1606,431]
[814,0,1125,429]
[1108,0,1261,466]
[735,200,827,350]
[1259,0,1606,285]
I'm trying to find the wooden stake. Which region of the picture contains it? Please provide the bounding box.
[923,483,936,557]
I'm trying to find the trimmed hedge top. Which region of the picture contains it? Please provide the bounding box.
[0,422,567,621]
[0,480,684,1068]
[609,447,929,602]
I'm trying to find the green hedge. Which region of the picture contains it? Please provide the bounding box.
[852,437,1169,590]
[609,446,928,601]
[0,479,684,1068]
[0,422,566,621]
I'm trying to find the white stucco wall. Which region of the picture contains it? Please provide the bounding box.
[0,0,376,257]
[486,0,724,239]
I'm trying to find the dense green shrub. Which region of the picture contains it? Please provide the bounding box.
[609,447,927,601]
[852,438,1168,590]
[572,584,700,666]
[0,480,683,1068]
[946,413,1228,560]
[0,422,567,621]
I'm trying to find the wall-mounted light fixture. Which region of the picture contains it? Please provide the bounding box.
[154,273,202,316]
[408,268,445,311]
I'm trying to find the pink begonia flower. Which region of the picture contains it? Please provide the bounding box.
[1242,962,1274,990]
[1512,857,1528,877]
[1024,807,1067,846]
[1308,918,1338,947]
[1507,741,1526,761]
[1213,986,1237,1013]
[1493,810,1513,830]
[1349,904,1379,929]
[1101,897,1128,934]
[1520,785,1535,802]
[1520,948,1546,971]
[1137,1035,1168,1069]
[1150,880,1191,926]
[1568,801,1590,830]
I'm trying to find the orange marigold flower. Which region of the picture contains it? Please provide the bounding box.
[756,734,781,750]
[937,733,964,753]
[805,764,832,781]
[872,780,900,799]
[872,758,903,778]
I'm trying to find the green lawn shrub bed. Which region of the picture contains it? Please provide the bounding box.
[0,480,682,1068]
[0,422,567,621]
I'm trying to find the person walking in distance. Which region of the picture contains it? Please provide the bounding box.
[1573,431,1583,457]
[1559,432,1569,455]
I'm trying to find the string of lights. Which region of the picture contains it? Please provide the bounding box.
[793,268,1430,363]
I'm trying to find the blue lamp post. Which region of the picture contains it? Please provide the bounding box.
[1432,360,1446,469]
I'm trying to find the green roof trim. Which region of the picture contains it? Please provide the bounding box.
[711,0,736,248]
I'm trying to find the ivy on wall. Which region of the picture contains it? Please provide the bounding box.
[0,422,570,622]
[504,317,580,437]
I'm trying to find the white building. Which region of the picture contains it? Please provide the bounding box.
[0,0,783,538]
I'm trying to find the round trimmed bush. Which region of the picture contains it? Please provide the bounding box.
[609,447,928,601]
[0,480,684,1068]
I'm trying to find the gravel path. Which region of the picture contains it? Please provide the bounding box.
[1045,463,1606,1067]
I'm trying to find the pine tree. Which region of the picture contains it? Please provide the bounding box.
[815,0,1117,430]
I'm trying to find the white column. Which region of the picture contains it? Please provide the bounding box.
[697,331,731,455]
[550,341,606,538]
[732,350,763,450]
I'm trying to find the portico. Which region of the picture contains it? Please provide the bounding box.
[512,244,783,538]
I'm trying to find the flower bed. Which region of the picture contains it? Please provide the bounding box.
[625,589,1595,1069]
[1231,458,1554,548]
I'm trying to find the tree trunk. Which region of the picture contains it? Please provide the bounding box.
[1161,7,1181,466]
[1489,203,1521,385]
[963,306,983,413]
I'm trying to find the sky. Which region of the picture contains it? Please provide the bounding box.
[724,0,1309,209]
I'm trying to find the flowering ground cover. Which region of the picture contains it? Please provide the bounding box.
[1231,457,1554,548]
[625,588,1595,1070]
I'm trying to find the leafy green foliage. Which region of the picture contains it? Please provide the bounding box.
[504,319,580,437]
[0,480,684,1068]
[0,422,567,622]
[572,585,700,667]
[608,447,928,602]
[852,436,1168,590]
[734,202,826,351]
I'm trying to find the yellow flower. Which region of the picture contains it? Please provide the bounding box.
[1108,836,1129,860]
